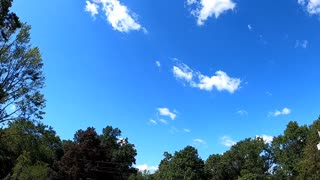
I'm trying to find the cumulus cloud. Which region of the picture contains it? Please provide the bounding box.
[85,0,146,33]
[295,40,308,48]
[85,1,99,17]
[221,136,236,147]
[173,64,193,82]
[298,0,320,15]
[186,0,236,25]
[271,107,291,117]
[136,164,158,172]
[256,135,274,144]
[172,62,241,93]
[157,108,177,120]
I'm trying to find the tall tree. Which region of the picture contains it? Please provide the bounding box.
[297,117,320,179]
[0,119,62,178]
[50,126,137,180]
[271,121,308,178]
[0,0,45,125]
[155,146,205,180]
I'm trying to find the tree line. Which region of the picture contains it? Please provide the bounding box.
[1,0,320,179]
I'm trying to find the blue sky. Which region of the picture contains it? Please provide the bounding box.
[13,0,320,171]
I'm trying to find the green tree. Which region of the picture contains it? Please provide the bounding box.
[12,151,48,180]
[209,138,271,180]
[51,126,137,180]
[297,117,320,179]
[205,154,224,180]
[155,146,205,180]
[0,0,45,125]
[0,120,62,178]
[0,0,21,41]
[271,121,308,178]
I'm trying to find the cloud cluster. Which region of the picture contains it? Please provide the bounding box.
[186,0,236,25]
[220,136,236,147]
[85,0,145,33]
[173,63,241,93]
[271,107,291,117]
[298,0,320,15]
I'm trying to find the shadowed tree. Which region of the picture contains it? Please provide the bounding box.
[50,126,137,180]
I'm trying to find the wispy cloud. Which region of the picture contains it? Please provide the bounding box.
[135,164,158,172]
[298,0,320,15]
[270,107,291,117]
[186,0,236,25]
[159,119,168,124]
[295,40,308,49]
[172,62,241,93]
[85,0,146,33]
[148,119,157,125]
[220,136,236,147]
[256,134,274,144]
[155,61,161,68]
[184,128,191,133]
[248,24,252,30]
[237,110,248,116]
[158,107,177,120]
[193,138,207,146]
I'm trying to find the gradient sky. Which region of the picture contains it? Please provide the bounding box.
[12,0,320,171]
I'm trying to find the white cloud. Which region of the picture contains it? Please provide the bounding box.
[197,71,241,93]
[85,0,145,33]
[256,135,274,144]
[149,119,157,125]
[157,108,177,120]
[172,62,241,94]
[295,40,308,48]
[173,64,193,82]
[248,24,252,30]
[136,164,158,172]
[193,138,206,146]
[186,0,236,25]
[237,110,248,116]
[159,119,168,124]
[298,0,320,15]
[184,128,191,133]
[271,107,291,117]
[155,61,161,68]
[85,1,99,17]
[221,136,236,147]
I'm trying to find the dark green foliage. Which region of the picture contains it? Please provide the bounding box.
[297,117,320,179]
[271,121,308,178]
[0,120,62,178]
[50,126,137,180]
[0,0,21,41]
[155,146,205,180]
